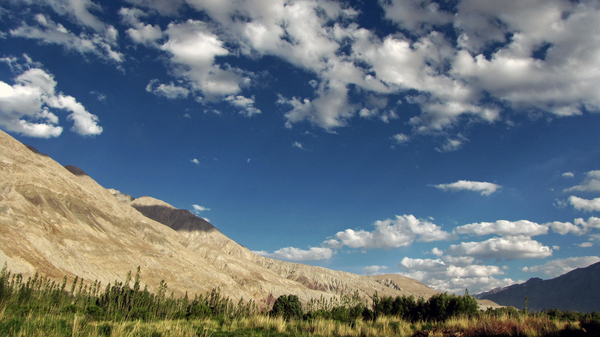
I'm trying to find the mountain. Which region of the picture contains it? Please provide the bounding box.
[476,261,600,312]
[0,130,438,307]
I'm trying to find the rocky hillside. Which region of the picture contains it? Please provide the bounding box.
[0,130,438,308]
[477,261,600,312]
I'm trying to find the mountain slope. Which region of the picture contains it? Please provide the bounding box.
[0,130,438,306]
[130,196,439,300]
[477,261,600,312]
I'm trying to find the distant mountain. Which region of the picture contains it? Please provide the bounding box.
[0,130,440,308]
[476,261,600,312]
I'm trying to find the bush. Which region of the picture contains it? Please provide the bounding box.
[270,295,303,321]
[85,305,105,320]
[129,307,150,321]
[188,302,211,319]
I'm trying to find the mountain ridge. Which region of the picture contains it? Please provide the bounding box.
[0,130,439,308]
[476,261,600,312]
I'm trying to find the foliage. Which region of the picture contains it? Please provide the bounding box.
[0,264,257,324]
[371,290,479,322]
[270,295,303,321]
[1,264,600,337]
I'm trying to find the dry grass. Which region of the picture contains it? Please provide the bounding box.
[0,309,593,337]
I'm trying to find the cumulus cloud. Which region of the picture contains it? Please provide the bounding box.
[9,0,600,140]
[323,214,453,250]
[392,133,410,145]
[565,171,600,192]
[548,217,600,236]
[447,235,553,260]
[224,95,261,117]
[433,180,501,196]
[191,158,199,165]
[363,265,388,275]
[398,257,514,294]
[579,242,593,248]
[455,220,548,237]
[0,64,102,137]
[547,221,585,235]
[256,246,334,261]
[562,172,574,178]
[119,7,163,46]
[146,79,189,99]
[431,247,444,257]
[569,196,600,212]
[292,142,305,150]
[522,256,600,278]
[159,20,250,100]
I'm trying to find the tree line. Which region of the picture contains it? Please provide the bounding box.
[2,264,599,325]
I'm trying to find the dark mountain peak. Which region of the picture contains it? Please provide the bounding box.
[525,277,543,284]
[478,261,600,312]
[64,165,88,177]
[25,144,48,157]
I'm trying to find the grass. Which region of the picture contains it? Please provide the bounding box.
[1,309,595,337]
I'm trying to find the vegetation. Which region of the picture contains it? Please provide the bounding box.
[1,264,599,336]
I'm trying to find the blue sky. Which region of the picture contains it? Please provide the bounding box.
[1,0,600,294]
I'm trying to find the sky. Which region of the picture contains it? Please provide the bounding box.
[1,0,600,295]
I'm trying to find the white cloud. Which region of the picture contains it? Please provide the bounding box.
[0,65,101,137]
[455,220,548,237]
[159,20,249,100]
[548,217,600,235]
[11,14,122,63]
[575,217,600,230]
[400,257,446,271]
[192,204,210,213]
[433,180,501,196]
[431,247,444,257]
[562,172,574,178]
[119,7,163,46]
[436,138,465,152]
[15,0,600,140]
[547,221,585,235]
[292,142,304,150]
[522,256,600,278]
[257,246,334,261]
[323,214,453,250]
[569,196,600,212]
[447,235,553,260]
[382,0,454,32]
[450,1,600,117]
[392,133,410,145]
[224,95,261,117]
[191,158,199,165]
[579,242,593,248]
[565,171,600,192]
[363,265,388,276]
[34,0,113,33]
[398,257,513,294]
[146,79,190,99]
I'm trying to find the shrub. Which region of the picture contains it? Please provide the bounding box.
[85,304,105,320]
[270,295,303,321]
[188,302,211,319]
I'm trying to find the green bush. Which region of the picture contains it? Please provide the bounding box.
[270,295,303,321]
[188,302,211,319]
[85,304,105,320]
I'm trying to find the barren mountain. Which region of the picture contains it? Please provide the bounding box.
[0,130,438,307]
[476,261,600,312]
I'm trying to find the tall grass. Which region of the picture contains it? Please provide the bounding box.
[1,264,598,336]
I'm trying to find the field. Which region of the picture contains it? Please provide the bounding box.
[1,266,599,336]
[2,310,598,337]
